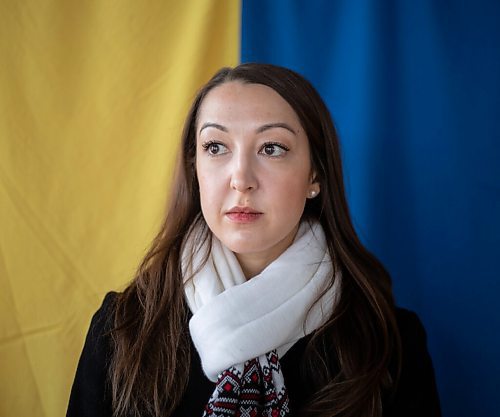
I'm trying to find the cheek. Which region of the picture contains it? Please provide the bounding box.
[268,173,309,212]
[197,171,225,217]
[196,161,211,199]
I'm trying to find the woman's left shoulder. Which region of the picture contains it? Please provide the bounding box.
[386,307,442,417]
[394,307,427,341]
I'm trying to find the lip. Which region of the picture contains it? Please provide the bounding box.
[225,206,263,223]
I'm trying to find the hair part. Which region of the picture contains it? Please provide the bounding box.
[110,63,401,417]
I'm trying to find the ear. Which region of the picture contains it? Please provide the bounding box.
[307,172,320,199]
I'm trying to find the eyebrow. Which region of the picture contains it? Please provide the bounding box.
[199,122,228,135]
[198,122,297,135]
[256,122,297,135]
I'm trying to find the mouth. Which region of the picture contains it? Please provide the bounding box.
[225,206,263,223]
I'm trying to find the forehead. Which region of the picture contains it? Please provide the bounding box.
[197,81,302,130]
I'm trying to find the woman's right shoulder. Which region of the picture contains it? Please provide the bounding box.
[66,291,121,417]
[88,291,119,338]
[95,291,119,319]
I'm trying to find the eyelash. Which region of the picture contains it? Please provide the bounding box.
[260,142,290,157]
[201,140,226,157]
[201,140,290,157]
[201,140,219,150]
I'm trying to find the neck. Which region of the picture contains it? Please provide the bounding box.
[235,253,271,279]
[234,225,299,279]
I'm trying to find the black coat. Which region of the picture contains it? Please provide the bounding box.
[67,292,441,417]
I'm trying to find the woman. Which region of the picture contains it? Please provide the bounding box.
[67,63,441,417]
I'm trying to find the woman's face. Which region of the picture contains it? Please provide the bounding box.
[196,81,320,276]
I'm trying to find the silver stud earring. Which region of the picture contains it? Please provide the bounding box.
[309,190,317,198]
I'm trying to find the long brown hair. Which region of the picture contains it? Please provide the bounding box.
[110,63,401,417]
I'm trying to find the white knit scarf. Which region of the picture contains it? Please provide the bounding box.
[182,220,339,416]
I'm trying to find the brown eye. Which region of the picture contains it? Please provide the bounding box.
[202,141,228,156]
[263,145,275,155]
[209,143,220,154]
[259,142,289,157]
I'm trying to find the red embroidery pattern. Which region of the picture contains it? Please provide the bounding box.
[204,350,290,417]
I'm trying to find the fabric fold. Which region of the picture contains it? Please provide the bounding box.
[182,221,339,382]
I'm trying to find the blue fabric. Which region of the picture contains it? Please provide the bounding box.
[242,1,500,416]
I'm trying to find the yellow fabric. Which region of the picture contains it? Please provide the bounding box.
[0,1,239,416]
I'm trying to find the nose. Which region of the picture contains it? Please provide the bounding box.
[229,153,258,192]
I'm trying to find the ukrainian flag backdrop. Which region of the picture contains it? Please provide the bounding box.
[0,1,498,417]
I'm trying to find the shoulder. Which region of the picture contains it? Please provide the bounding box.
[79,291,118,357]
[387,307,442,416]
[394,307,428,349]
[77,291,118,363]
[66,292,119,417]
[88,292,118,339]
[394,307,435,378]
